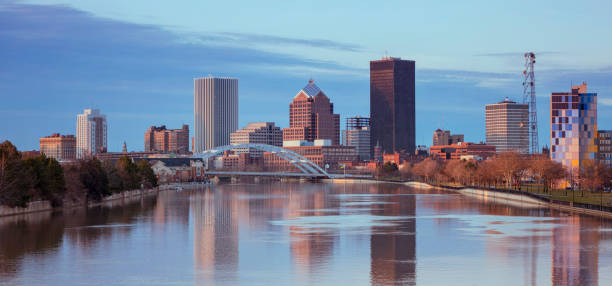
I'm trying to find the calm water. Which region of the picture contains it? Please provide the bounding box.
[1,182,612,285]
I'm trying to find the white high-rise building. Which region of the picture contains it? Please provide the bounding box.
[485,98,529,154]
[76,109,107,158]
[194,77,238,153]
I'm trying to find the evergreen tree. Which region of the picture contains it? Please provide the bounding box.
[136,160,158,189]
[0,141,31,207]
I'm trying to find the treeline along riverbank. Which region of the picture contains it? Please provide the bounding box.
[0,141,158,215]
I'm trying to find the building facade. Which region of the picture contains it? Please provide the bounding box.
[39,133,76,161]
[370,57,416,155]
[144,125,189,154]
[432,129,464,146]
[230,122,283,157]
[283,79,340,145]
[485,98,529,154]
[598,130,612,167]
[343,116,370,161]
[263,143,357,171]
[551,82,598,171]
[76,109,107,158]
[429,142,496,160]
[194,77,238,153]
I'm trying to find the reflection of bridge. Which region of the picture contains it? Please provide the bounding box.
[193,143,371,179]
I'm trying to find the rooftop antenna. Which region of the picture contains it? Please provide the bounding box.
[384,50,388,59]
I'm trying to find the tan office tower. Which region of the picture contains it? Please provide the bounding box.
[194,77,238,153]
[432,129,464,146]
[485,98,529,154]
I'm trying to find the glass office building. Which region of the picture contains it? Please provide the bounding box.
[550,82,597,171]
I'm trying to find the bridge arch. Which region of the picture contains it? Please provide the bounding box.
[193,143,329,177]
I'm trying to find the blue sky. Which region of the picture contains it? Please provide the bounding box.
[1,0,611,151]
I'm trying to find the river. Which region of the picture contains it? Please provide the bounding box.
[1,182,611,285]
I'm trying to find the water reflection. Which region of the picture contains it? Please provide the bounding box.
[368,185,416,285]
[0,195,157,283]
[1,183,612,285]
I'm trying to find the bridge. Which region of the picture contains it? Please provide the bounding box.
[193,143,372,179]
[193,143,330,178]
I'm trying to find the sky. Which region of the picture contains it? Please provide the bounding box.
[1,0,611,152]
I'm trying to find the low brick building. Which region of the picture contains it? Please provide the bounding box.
[39,133,76,161]
[429,142,496,160]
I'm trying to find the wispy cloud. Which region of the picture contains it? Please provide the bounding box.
[474,51,561,57]
[188,32,364,52]
[600,98,612,107]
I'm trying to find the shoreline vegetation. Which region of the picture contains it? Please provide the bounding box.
[0,141,158,214]
[370,151,612,215]
[4,137,612,218]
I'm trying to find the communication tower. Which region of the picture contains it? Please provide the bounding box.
[522,52,538,154]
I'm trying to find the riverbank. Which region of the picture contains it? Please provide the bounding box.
[328,178,612,218]
[0,188,159,217]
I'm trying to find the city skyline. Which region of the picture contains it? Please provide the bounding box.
[1,1,612,152]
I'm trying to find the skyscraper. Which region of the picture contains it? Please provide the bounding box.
[283,79,340,145]
[370,57,415,155]
[76,108,107,158]
[485,98,529,154]
[551,82,597,171]
[194,77,238,153]
[343,116,370,161]
[144,125,190,154]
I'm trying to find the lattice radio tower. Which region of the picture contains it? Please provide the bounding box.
[522,52,538,154]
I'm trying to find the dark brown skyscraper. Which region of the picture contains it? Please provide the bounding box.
[370,57,415,155]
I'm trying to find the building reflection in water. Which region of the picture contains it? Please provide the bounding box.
[192,187,240,284]
[551,216,600,286]
[6,182,612,285]
[286,184,338,278]
[368,184,416,285]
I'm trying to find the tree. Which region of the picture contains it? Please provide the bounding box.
[531,156,566,192]
[116,156,140,190]
[63,163,85,203]
[23,154,66,206]
[78,159,110,202]
[103,159,123,193]
[413,158,441,183]
[444,160,466,185]
[0,141,31,207]
[490,151,527,189]
[581,160,608,192]
[136,160,158,188]
[377,162,399,178]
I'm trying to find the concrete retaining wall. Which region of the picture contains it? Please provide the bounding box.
[0,188,158,218]
[458,188,545,206]
[0,201,52,217]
